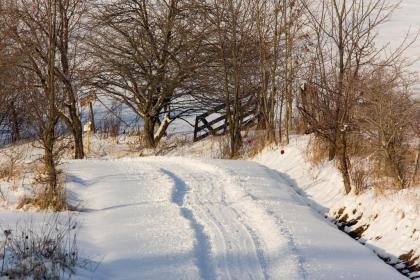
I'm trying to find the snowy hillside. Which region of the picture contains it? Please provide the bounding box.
[255,135,420,279]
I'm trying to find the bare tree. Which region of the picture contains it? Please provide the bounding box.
[54,0,91,159]
[4,0,61,192]
[253,0,307,144]
[89,0,207,148]
[299,0,398,194]
[254,0,280,143]
[280,0,307,144]
[359,65,418,189]
[202,0,259,158]
[0,8,22,144]
[0,21,12,140]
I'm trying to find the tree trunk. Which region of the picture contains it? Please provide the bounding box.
[340,159,352,194]
[229,128,242,159]
[285,99,292,145]
[154,113,171,145]
[385,148,405,189]
[59,109,84,159]
[68,105,84,159]
[410,149,419,187]
[266,126,276,144]
[143,116,156,148]
[73,122,84,159]
[278,92,284,143]
[328,142,336,161]
[89,101,96,134]
[10,103,21,143]
[45,0,58,191]
[44,136,57,190]
[338,132,351,194]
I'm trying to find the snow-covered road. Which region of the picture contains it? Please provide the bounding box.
[66,158,406,280]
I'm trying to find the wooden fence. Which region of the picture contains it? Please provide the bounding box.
[193,100,259,142]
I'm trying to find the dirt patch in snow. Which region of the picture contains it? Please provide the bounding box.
[331,205,419,279]
[400,250,420,273]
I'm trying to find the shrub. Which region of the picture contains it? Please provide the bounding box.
[350,166,369,195]
[0,145,25,182]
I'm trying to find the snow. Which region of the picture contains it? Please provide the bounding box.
[62,157,406,279]
[254,136,344,213]
[0,2,418,277]
[1,130,415,279]
[0,124,416,279]
[254,135,420,279]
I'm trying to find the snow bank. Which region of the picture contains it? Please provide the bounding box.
[254,135,420,279]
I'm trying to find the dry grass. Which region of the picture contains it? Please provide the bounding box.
[369,155,414,191]
[17,165,73,212]
[294,117,307,135]
[347,134,372,158]
[241,130,271,158]
[155,136,189,156]
[408,147,419,187]
[126,129,145,152]
[17,188,69,212]
[215,136,231,159]
[305,133,420,194]
[97,104,124,139]
[0,146,25,182]
[125,130,191,157]
[370,160,395,189]
[0,214,79,279]
[305,136,330,167]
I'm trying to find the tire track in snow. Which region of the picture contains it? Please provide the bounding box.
[233,213,269,280]
[165,160,272,279]
[212,163,306,280]
[242,191,308,280]
[255,167,312,280]
[161,168,216,280]
[152,158,303,279]
[195,165,270,279]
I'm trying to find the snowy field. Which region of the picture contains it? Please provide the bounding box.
[63,157,406,280]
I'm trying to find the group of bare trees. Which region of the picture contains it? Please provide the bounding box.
[0,0,418,196]
[0,0,89,200]
[193,0,309,157]
[298,0,419,192]
[88,0,208,148]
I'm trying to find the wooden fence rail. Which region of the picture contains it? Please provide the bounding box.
[193,100,259,142]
